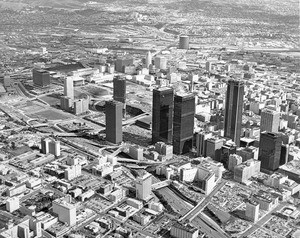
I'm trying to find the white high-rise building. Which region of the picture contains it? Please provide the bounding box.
[145,51,152,68]
[52,196,76,226]
[6,197,19,212]
[136,171,152,201]
[260,109,280,133]
[64,77,74,99]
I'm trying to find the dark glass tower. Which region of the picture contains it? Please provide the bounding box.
[224,79,244,147]
[258,132,282,171]
[173,93,195,154]
[105,100,123,144]
[33,69,50,87]
[152,87,174,144]
[113,76,126,103]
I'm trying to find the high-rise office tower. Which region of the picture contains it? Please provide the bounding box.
[52,196,76,226]
[173,93,195,154]
[154,57,167,70]
[205,61,212,72]
[113,76,126,103]
[280,144,289,166]
[18,225,30,238]
[49,140,61,157]
[115,57,134,73]
[196,131,212,156]
[260,109,280,133]
[105,100,123,144]
[145,51,152,68]
[206,138,225,161]
[258,132,282,172]
[179,35,189,50]
[221,141,237,167]
[224,79,244,147]
[41,138,51,154]
[33,69,51,87]
[136,171,152,201]
[64,77,74,99]
[60,96,73,112]
[73,98,89,115]
[245,200,259,222]
[152,87,174,144]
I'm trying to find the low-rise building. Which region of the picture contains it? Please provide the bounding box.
[252,190,279,211]
[170,222,199,238]
[234,159,261,184]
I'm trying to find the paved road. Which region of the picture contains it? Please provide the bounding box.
[239,203,286,237]
[181,180,226,221]
[175,180,229,238]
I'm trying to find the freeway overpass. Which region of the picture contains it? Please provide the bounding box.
[181,181,225,222]
[179,181,229,238]
[151,180,171,190]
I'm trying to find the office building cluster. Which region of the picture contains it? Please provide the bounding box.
[60,76,90,115]
[0,6,300,237]
[179,158,224,195]
[152,87,195,155]
[41,138,61,157]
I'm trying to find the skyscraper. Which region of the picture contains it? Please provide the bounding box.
[224,79,244,147]
[52,196,76,226]
[221,141,237,167]
[33,69,51,87]
[205,61,212,72]
[152,87,174,144]
[173,93,195,154]
[113,76,126,103]
[206,138,225,161]
[145,51,152,68]
[41,138,51,154]
[105,100,123,144]
[136,171,152,201]
[49,140,61,157]
[179,35,189,50]
[154,57,167,70]
[115,57,134,72]
[196,131,212,156]
[245,200,259,222]
[260,108,280,133]
[64,77,74,99]
[258,132,282,172]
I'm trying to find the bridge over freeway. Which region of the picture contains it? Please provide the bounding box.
[151,180,171,190]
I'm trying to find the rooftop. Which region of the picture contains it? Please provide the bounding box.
[173,222,198,233]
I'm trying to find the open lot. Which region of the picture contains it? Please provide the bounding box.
[28,109,71,120]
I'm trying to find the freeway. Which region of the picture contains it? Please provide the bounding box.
[124,221,155,238]
[192,214,229,238]
[181,180,226,221]
[157,186,193,216]
[122,112,149,126]
[176,180,229,238]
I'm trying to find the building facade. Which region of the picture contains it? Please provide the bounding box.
[173,93,195,154]
[113,76,126,103]
[224,79,244,147]
[152,87,174,144]
[105,100,123,144]
[136,172,152,201]
[260,109,280,133]
[33,69,50,87]
[179,35,189,50]
[259,132,282,171]
[64,77,74,99]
